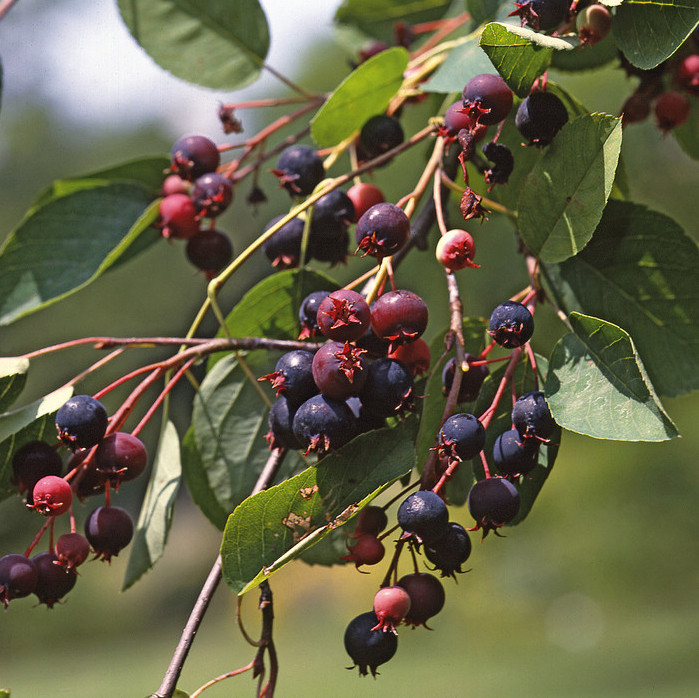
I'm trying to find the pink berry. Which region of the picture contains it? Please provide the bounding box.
[436,229,480,270]
[347,183,385,222]
[159,193,199,240]
[372,586,412,633]
[676,54,699,97]
[31,475,73,516]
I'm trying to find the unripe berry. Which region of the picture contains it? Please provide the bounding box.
[654,91,691,132]
[436,229,479,270]
[347,182,385,221]
[341,533,385,569]
[31,476,73,517]
[372,586,412,632]
[158,194,199,240]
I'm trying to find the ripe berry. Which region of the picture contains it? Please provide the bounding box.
[259,350,317,406]
[355,202,410,260]
[170,135,220,181]
[388,338,431,377]
[191,173,233,218]
[437,413,486,462]
[158,193,200,240]
[94,432,148,488]
[54,533,91,570]
[0,554,38,607]
[358,357,415,418]
[576,4,612,46]
[676,54,699,96]
[85,505,134,562]
[424,522,472,578]
[462,74,513,125]
[56,394,108,450]
[186,229,233,278]
[275,145,325,196]
[397,573,446,628]
[443,101,489,140]
[370,290,428,352]
[341,533,385,569]
[442,355,489,403]
[359,114,404,159]
[509,0,569,32]
[347,182,385,221]
[12,440,62,502]
[352,505,388,538]
[654,91,691,132]
[397,490,449,544]
[262,215,305,269]
[511,390,556,441]
[493,428,539,477]
[372,586,412,632]
[621,91,652,126]
[316,289,371,343]
[488,300,534,348]
[467,477,521,536]
[311,341,368,401]
[435,229,479,270]
[291,394,358,455]
[31,475,73,516]
[344,611,398,676]
[32,552,77,607]
[308,190,355,265]
[298,290,332,339]
[482,141,515,185]
[266,396,304,451]
[515,90,569,146]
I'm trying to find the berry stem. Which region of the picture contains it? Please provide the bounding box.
[478,347,523,431]
[479,450,493,479]
[189,661,256,698]
[24,517,52,557]
[380,539,406,589]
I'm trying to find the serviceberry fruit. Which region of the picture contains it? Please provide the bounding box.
[344,611,398,676]
[387,338,431,377]
[347,182,385,221]
[94,432,148,488]
[442,355,489,403]
[316,289,371,343]
[85,505,134,562]
[158,193,200,240]
[352,505,388,538]
[372,586,411,633]
[32,552,77,607]
[274,144,325,196]
[262,215,305,269]
[311,341,368,401]
[70,450,105,501]
[291,394,358,455]
[482,141,514,185]
[515,90,569,146]
[676,54,699,96]
[31,475,73,516]
[308,190,355,265]
[359,114,404,159]
[341,533,385,569]
[266,397,304,451]
[437,413,486,462]
[298,290,331,339]
[509,0,569,32]
[424,522,472,578]
[621,91,652,126]
[186,229,233,278]
[467,477,521,536]
[576,4,612,46]
[492,428,539,477]
[358,357,415,418]
[259,350,317,406]
[0,554,38,608]
[511,390,556,441]
[355,202,410,260]
[191,173,233,218]
[488,300,534,348]
[356,324,391,358]
[654,91,691,132]
[397,490,449,544]
[12,440,62,502]
[54,533,91,570]
[435,229,479,270]
[170,134,220,181]
[370,290,428,352]
[462,74,513,125]
[56,394,108,450]
[397,573,446,628]
[442,101,488,140]
[161,174,190,197]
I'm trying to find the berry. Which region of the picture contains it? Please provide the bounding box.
[467,477,521,536]
[161,174,190,196]
[359,114,404,159]
[435,229,479,270]
[356,324,391,358]
[488,300,534,348]
[358,357,415,418]
[676,54,699,96]
[621,90,652,126]
[32,552,77,607]
[511,390,556,441]
[344,611,398,676]
[437,413,486,462]
[158,194,200,239]
[94,432,148,488]
[462,74,513,126]
[372,586,412,632]
[316,289,371,343]
[396,573,446,628]
[493,428,540,477]
[482,141,515,185]
[191,173,233,218]
[341,533,385,569]
[424,522,472,578]
[309,190,355,265]
[12,440,62,502]
[259,350,317,406]
[654,91,691,132]
[515,90,569,146]
[266,396,304,451]
[509,0,569,32]
[370,290,429,352]
[397,490,449,544]
[85,505,134,562]
[298,290,331,339]
[352,505,388,538]
[442,355,489,403]
[31,475,73,516]
[576,4,612,46]
[291,394,358,455]
[56,394,108,450]
[311,341,368,401]
[442,101,489,140]
[274,145,325,196]
[186,229,233,278]
[387,338,431,377]
[54,533,91,570]
[262,215,305,269]
[0,554,38,607]
[355,202,410,260]
[347,183,385,221]
[308,221,349,265]
[170,135,220,181]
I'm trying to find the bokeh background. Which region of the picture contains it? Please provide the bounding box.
[0,2,697,696]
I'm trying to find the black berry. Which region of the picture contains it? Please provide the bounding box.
[191,173,233,218]
[291,394,358,455]
[492,428,539,477]
[262,215,305,269]
[355,203,410,260]
[482,141,514,185]
[266,396,304,451]
[56,394,108,451]
[344,611,398,676]
[170,135,220,181]
[442,355,489,403]
[186,229,233,278]
[275,145,325,196]
[467,477,521,536]
[359,114,404,159]
[259,350,317,406]
[358,357,415,418]
[424,522,472,578]
[85,505,134,562]
[437,413,486,462]
[511,390,556,441]
[298,290,331,340]
[397,490,449,544]
[488,300,534,348]
[509,0,569,32]
[515,90,569,146]
[462,74,513,126]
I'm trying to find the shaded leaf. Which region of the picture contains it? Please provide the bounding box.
[613,0,699,70]
[0,357,29,413]
[117,0,270,90]
[517,113,622,262]
[0,386,72,445]
[123,420,182,590]
[221,421,416,595]
[299,524,352,566]
[672,96,699,161]
[542,200,699,397]
[545,312,678,441]
[421,35,496,93]
[466,0,506,26]
[311,48,408,148]
[551,30,618,72]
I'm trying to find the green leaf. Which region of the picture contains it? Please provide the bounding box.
[545,312,678,441]
[117,0,270,90]
[123,420,182,590]
[334,0,452,43]
[466,0,505,26]
[0,386,73,445]
[299,524,352,566]
[190,351,305,530]
[0,184,157,325]
[542,200,699,397]
[517,113,622,262]
[421,35,496,93]
[311,48,408,148]
[672,95,699,161]
[0,357,29,413]
[612,0,699,70]
[221,422,416,595]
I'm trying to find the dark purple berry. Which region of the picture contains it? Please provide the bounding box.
[358,358,415,418]
[511,390,556,441]
[344,611,398,676]
[56,394,108,451]
[170,135,220,181]
[258,350,317,406]
[462,74,513,126]
[397,573,446,628]
[352,505,388,538]
[186,229,233,278]
[312,341,368,401]
[291,394,358,456]
[191,173,233,218]
[370,290,428,352]
[355,203,410,260]
[85,505,134,562]
[54,533,91,571]
[397,490,449,544]
[467,477,521,536]
[442,355,489,403]
[12,440,62,502]
[492,428,539,477]
[298,290,332,340]
[482,141,514,185]
[488,300,534,348]
[308,190,354,265]
[0,554,38,607]
[509,0,569,32]
[317,289,371,343]
[437,413,486,462]
[359,114,404,159]
[424,522,472,578]
[266,397,304,451]
[515,90,569,146]
[275,145,325,196]
[32,552,77,608]
[262,215,305,269]
[94,432,148,488]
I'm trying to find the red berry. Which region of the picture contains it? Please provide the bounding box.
[436,229,480,270]
[311,341,368,401]
[341,533,385,569]
[170,135,220,181]
[388,338,431,377]
[158,194,199,240]
[54,533,91,570]
[676,54,699,96]
[316,289,371,342]
[370,290,429,352]
[31,475,73,517]
[654,91,691,132]
[372,586,412,633]
[347,183,385,221]
[462,74,513,126]
[32,552,77,607]
[85,506,134,563]
[94,432,148,489]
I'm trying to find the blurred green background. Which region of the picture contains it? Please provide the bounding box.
[1,2,697,696]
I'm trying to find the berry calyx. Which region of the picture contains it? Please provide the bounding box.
[355,203,410,260]
[515,90,569,146]
[397,490,449,544]
[84,505,134,562]
[316,289,371,343]
[437,413,486,463]
[344,611,398,676]
[158,194,200,240]
[396,573,446,628]
[56,394,109,451]
[186,229,233,278]
[347,183,385,221]
[511,390,556,442]
[170,135,220,181]
[442,101,489,140]
[424,522,472,578]
[274,145,325,196]
[435,229,479,270]
[488,300,534,348]
[31,475,73,516]
[467,477,521,537]
[372,586,411,633]
[509,0,569,32]
[462,74,513,126]
[341,533,385,569]
[291,394,358,456]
